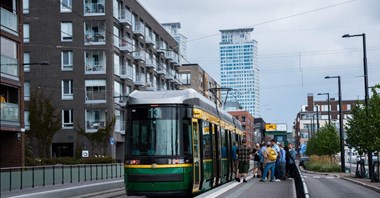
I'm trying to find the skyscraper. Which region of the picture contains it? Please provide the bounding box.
[220,28,260,117]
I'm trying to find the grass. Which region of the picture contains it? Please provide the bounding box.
[304,155,341,172]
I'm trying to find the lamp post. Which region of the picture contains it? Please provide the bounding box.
[318,93,331,124]
[315,104,320,131]
[342,33,371,177]
[325,76,345,172]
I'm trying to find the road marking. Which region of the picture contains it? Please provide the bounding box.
[313,176,321,178]
[9,180,123,198]
[203,175,253,198]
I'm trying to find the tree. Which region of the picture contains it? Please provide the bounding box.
[27,88,61,158]
[346,84,380,156]
[75,116,116,156]
[305,124,340,160]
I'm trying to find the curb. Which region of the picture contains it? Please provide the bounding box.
[338,176,380,193]
[300,166,380,193]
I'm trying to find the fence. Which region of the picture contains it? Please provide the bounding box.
[0,163,124,191]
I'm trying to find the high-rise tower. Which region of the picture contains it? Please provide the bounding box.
[219,28,260,117]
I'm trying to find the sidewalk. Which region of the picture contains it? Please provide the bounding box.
[196,161,296,198]
[300,166,380,193]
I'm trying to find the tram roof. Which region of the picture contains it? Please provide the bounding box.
[128,89,242,129]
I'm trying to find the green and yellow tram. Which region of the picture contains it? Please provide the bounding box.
[124,89,244,197]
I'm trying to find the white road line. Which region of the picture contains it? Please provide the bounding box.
[9,180,123,198]
[203,175,253,198]
[313,176,321,179]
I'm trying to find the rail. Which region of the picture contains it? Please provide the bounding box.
[0,163,124,191]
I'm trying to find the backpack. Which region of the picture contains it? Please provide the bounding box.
[268,147,277,161]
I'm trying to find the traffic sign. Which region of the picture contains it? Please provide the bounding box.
[82,150,89,158]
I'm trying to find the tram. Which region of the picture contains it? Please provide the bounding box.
[124,89,244,197]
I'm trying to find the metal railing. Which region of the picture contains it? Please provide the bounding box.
[1,163,124,191]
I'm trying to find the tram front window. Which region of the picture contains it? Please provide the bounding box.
[130,107,181,156]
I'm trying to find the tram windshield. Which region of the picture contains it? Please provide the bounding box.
[129,106,182,156]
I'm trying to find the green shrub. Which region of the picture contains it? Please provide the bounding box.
[304,157,340,172]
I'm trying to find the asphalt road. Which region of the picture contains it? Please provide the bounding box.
[302,172,380,198]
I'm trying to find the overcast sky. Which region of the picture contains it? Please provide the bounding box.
[138,0,380,130]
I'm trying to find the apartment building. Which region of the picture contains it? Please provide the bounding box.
[228,111,255,148]
[294,93,361,149]
[178,64,221,107]
[0,0,24,167]
[23,0,181,161]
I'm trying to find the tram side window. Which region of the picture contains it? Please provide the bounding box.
[183,119,192,155]
[203,121,212,159]
[221,129,227,158]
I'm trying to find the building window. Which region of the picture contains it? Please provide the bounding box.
[24,52,30,72]
[1,37,18,77]
[85,79,106,103]
[60,0,72,12]
[24,81,30,101]
[180,73,191,85]
[85,109,106,132]
[61,50,73,70]
[62,109,74,128]
[23,24,30,43]
[85,50,105,74]
[346,104,351,111]
[61,22,73,41]
[24,111,30,130]
[62,80,73,100]
[242,116,246,122]
[23,0,29,14]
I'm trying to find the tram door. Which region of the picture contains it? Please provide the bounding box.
[192,119,201,193]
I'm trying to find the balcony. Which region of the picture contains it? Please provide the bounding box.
[0,55,18,79]
[119,38,132,53]
[145,34,155,46]
[133,51,146,62]
[145,56,156,69]
[165,71,174,80]
[0,102,20,124]
[115,120,125,134]
[134,73,146,86]
[84,0,105,15]
[85,32,106,45]
[86,120,106,132]
[165,50,174,61]
[156,64,166,75]
[120,64,133,80]
[118,9,132,26]
[133,24,144,36]
[85,63,105,74]
[1,7,18,34]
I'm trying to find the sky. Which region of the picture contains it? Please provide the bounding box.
[138,0,380,131]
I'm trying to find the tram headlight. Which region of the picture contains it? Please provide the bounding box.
[125,159,140,164]
[168,159,185,164]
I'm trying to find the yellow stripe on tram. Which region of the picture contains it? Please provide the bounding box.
[125,163,193,169]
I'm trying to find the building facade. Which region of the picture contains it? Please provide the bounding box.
[294,93,361,150]
[178,64,221,107]
[219,28,260,117]
[162,22,187,65]
[23,0,181,161]
[0,0,25,167]
[228,111,255,148]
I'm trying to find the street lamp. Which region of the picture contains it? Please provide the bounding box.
[318,93,331,124]
[342,33,371,177]
[325,75,345,172]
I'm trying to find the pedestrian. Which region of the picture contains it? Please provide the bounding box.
[237,139,250,183]
[271,139,281,182]
[259,141,266,178]
[260,142,277,182]
[287,143,297,178]
[232,141,239,181]
[251,143,261,178]
[279,143,286,180]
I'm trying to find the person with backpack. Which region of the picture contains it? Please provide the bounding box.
[260,142,277,182]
